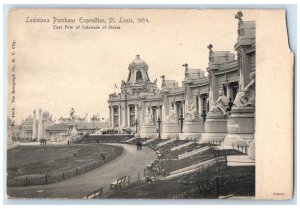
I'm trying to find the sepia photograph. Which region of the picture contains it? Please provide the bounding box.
[5,8,293,200]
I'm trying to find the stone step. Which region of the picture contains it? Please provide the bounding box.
[166,158,218,180]
[227,155,255,166]
[142,138,156,145]
[170,141,195,151]
[157,138,177,147]
[178,146,210,160]
[124,137,136,142]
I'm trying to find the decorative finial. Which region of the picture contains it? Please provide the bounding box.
[235,11,243,25]
[207,44,213,55]
[136,54,140,58]
[160,75,166,87]
[182,63,188,69]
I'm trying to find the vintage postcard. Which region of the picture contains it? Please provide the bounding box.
[6,9,293,200]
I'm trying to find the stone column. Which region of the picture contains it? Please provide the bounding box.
[157,106,161,119]
[109,106,112,127]
[139,100,144,123]
[227,84,233,100]
[182,101,185,116]
[32,109,37,140]
[127,105,130,127]
[111,106,115,128]
[135,104,138,120]
[118,105,121,128]
[38,108,43,141]
[198,96,202,113]
[150,106,154,123]
[121,101,126,127]
[239,49,250,89]
[162,93,169,120]
[174,102,177,118]
[211,71,218,103]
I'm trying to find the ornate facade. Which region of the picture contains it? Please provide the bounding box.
[108,12,255,156]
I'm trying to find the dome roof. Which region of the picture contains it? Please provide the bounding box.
[132,55,145,64]
[22,115,33,125]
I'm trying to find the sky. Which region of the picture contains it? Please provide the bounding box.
[7,9,256,123]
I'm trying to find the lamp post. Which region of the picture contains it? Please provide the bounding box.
[157,117,161,139]
[201,110,207,122]
[178,113,184,133]
[134,119,139,134]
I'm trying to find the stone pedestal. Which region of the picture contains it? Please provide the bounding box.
[224,106,255,153]
[248,141,255,160]
[134,133,141,138]
[161,122,179,139]
[179,121,204,142]
[201,114,227,144]
[140,124,157,138]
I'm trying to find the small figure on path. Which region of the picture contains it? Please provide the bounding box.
[101,154,106,161]
[136,141,142,151]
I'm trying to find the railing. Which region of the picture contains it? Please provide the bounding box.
[174,163,254,198]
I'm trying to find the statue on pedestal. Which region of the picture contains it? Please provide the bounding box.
[70,126,78,136]
[69,108,75,121]
[210,92,229,116]
[144,107,154,125]
[165,107,177,123]
[185,99,199,121]
[234,72,255,107]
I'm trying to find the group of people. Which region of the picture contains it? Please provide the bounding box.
[40,139,47,145]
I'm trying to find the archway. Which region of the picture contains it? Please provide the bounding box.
[136,70,143,82]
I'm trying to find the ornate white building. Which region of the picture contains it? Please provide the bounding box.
[108,12,255,157]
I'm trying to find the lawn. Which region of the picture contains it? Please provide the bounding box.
[102,165,255,199]
[7,144,123,186]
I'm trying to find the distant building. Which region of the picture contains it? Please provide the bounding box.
[10,109,109,141]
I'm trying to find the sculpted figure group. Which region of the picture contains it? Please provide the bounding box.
[209,72,255,116]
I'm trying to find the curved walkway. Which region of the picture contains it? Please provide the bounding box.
[7,143,157,199]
